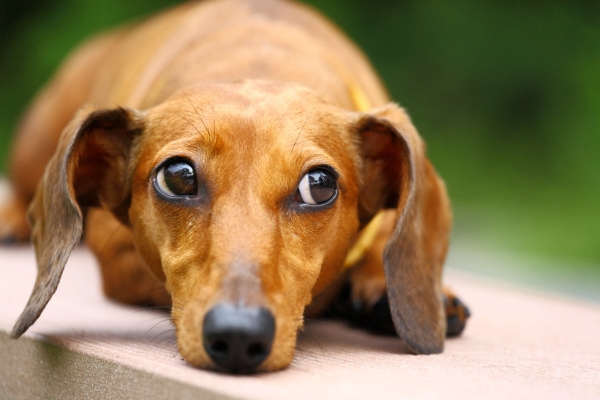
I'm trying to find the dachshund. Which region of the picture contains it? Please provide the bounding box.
[0,0,469,374]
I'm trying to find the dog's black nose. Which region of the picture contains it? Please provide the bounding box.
[203,304,275,374]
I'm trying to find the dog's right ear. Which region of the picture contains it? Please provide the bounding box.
[11,105,144,338]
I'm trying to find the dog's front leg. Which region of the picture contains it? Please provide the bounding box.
[86,208,171,307]
[348,211,395,308]
[341,210,395,333]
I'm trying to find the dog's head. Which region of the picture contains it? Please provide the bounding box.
[12,80,450,373]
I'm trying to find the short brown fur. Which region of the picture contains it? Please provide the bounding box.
[0,0,469,372]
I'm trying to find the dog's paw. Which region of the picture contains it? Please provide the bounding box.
[0,193,31,244]
[351,291,471,337]
[350,271,387,310]
[444,292,471,337]
[325,254,394,335]
[326,283,396,335]
[358,294,396,335]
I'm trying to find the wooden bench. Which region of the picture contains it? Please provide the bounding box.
[1,246,599,399]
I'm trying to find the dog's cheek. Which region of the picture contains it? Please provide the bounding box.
[260,324,298,371]
[262,281,306,371]
[169,259,224,369]
[128,194,168,282]
[253,253,316,371]
[311,205,361,296]
[173,297,214,369]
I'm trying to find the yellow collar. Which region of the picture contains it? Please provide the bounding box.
[349,84,372,114]
[342,83,384,269]
[343,211,384,269]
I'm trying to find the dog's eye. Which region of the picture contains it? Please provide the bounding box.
[295,168,337,205]
[156,160,197,196]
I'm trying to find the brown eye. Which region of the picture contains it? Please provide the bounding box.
[156,160,197,196]
[296,168,337,205]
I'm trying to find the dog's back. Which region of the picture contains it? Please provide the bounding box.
[106,0,389,110]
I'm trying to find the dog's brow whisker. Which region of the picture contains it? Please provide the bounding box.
[181,114,204,139]
[178,85,211,137]
[212,103,216,140]
[291,105,316,154]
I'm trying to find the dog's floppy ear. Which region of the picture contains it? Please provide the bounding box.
[356,103,451,354]
[11,105,144,338]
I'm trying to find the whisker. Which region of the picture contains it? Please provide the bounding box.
[146,321,177,345]
[212,103,216,140]
[145,316,174,335]
[296,319,328,358]
[291,105,316,154]
[177,84,211,137]
[181,114,204,139]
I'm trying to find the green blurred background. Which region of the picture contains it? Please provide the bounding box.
[1,1,598,292]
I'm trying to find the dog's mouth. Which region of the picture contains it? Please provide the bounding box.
[201,303,276,374]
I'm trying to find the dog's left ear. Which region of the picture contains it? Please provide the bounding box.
[355,103,451,354]
[11,105,144,338]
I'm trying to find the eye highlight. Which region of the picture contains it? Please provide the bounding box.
[295,168,338,206]
[155,159,197,197]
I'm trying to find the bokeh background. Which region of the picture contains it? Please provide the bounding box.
[1,1,598,294]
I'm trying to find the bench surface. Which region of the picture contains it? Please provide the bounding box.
[1,246,599,400]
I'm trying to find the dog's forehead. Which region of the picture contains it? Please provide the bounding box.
[135,81,360,203]
[152,80,333,127]
[143,81,355,161]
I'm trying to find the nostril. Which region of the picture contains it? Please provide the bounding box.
[203,304,275,374]
[208,339,229,357]
[247,342,268,359]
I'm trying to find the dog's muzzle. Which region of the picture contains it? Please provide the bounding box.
[203,303,275,374]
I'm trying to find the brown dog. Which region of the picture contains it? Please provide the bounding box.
[0,0,469,373]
